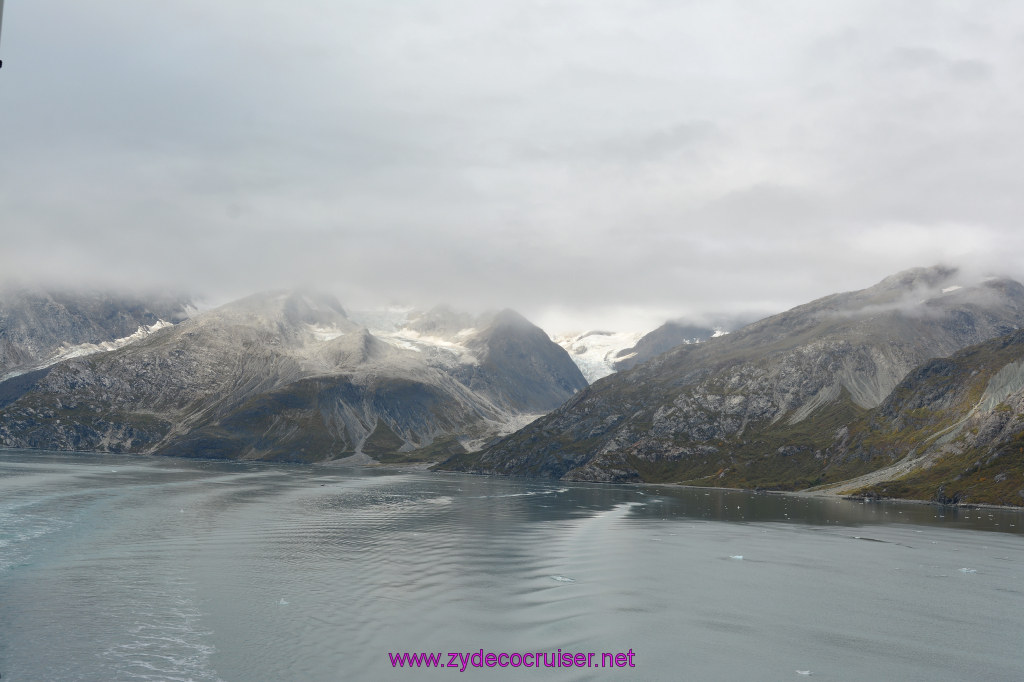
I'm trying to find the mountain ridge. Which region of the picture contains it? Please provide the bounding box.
[439,266,1024,505]
[0,291,587,462]
[4,268,1024,504]
[0,286,194,380]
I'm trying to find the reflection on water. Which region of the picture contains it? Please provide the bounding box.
[1,449,1022,681]
[626,484,1023,532]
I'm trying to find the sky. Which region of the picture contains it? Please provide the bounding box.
[2,1,1024,333]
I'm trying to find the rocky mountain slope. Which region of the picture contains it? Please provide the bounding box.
[0,292,587,462]
[441,267,1024,504]
[0,287,193,379]
[817,328,1024,506]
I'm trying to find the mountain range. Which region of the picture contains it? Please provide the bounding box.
[3,267,1024,505]
[441,266,1024,506]
[0,291,586,462]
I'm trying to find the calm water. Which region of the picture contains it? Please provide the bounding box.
[1,450,1022,681]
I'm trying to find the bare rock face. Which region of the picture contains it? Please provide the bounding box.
[832,328,1024,506]
[0,291,587,462]
[458,309,589,413]
[443,267,1024,494]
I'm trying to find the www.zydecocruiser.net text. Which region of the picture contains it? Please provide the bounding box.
[389,649,637,671]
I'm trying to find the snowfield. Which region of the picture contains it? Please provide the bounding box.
[552,330,645,383]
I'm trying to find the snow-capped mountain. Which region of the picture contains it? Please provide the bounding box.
[0,292,587,463]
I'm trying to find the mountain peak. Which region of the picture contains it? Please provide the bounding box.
[486,309,532,329]
[871,264,959,292]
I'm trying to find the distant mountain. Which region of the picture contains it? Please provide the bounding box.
[611,322,721,372]
[0,292,587,462]
[350,305,589,412]
[0,287,193,379]
[441,267,1024,504]
[556,319,748,384]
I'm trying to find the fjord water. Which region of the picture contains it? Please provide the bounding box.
[1,451,1021,681]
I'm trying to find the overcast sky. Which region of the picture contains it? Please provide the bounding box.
[2,1,1023,332]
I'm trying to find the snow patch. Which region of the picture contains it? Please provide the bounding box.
[1,320,177,381]
[347,308,476,358]
[52,320,173,361]
[306,324,346,342]
[375,328,474,356]
[553,330,644,383]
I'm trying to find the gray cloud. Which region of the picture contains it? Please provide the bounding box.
[2,1,1024,332]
